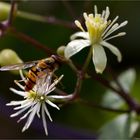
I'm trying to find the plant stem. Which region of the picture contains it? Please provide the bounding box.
[82,46,93,72]
[54,88,68,95]
[8,0,17,26]
[16,10,76,29]
[67,59,78,74]
[71,71,83,99]
[70,46,94,100]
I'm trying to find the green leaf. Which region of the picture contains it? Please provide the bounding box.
[117,68,136,93]
[98,112,139,139]
[101,68,136,109]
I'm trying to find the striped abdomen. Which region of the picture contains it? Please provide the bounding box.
[25,59,56,91]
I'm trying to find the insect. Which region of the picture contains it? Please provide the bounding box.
[0,55,62,91]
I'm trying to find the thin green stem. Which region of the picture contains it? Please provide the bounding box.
[17,11,46,22]
[82,46,93,72]
[16,11,76,29]
[70,47,93,100]
[67,59,78,74]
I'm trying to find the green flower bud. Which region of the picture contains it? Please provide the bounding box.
[0,49,23,74]
[0,2,17,21]
[57,46,65,57]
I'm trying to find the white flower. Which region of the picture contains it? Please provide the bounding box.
[6,72,72,136]
[64,5,128,73]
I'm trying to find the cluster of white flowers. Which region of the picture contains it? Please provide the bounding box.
[64,5,128,73]
[7,71,72,135]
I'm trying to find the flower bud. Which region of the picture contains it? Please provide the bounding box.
[0,2,17,21]
[57,46,65,57]
[0,49,23,74]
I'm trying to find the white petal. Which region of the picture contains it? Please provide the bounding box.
[14,101,32,110]
[6,100,28,106]
[42,104,48,136]
[92,45,107,74]
[10,88,26,97]
[17,107,34,123]
[10,105,31,117]
[45,87,56,95]
[22,103,38,132]
[70,32,89,40]
[43,103,52,122]
[101,41,122,62]
[48,94,73,100]
[36,103,41,118]
[46,99,60,110]
[64,39,90,59]
[48,75,64,92]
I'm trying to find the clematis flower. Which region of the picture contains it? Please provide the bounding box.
[64,5,128,73]
[6,71,72,135]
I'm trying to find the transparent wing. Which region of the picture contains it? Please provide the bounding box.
[0,60,39,71]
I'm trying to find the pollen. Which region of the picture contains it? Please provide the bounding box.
[40,96,45,100]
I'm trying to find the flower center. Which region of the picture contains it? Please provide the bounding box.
[84,13,108,44]
[28,90,47,102]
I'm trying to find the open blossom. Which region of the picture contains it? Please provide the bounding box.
[64,5,128,73]
[6,72,72,136]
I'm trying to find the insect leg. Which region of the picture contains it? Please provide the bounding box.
[19,70,26,81]
[14,80,25,90]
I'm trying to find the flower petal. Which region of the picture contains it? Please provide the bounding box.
[42,104,48,136]
[22,103,38,132]
[43,103,52,122]
[48,94,73,100]
[92,44,107,74]
[10,88,26,97]
[101,41,122,62]
[6,100,29,106]
[10,105,31,117]
[70,32,89,40]
[14,102,32,110]
[17,107,34,123]
[46,99,60,110]
[36,103,41,118]
[64,39,90,59]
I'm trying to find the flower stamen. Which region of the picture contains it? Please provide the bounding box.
[64,5,127,73]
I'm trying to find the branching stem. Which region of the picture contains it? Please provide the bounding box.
[17,10,76,29]
[8,0,17,26]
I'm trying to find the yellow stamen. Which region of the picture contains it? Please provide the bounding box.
[75,20,85,32]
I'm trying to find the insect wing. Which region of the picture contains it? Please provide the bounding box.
[0,60,39,71]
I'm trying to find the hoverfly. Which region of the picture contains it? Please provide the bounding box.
[0,55,62,91]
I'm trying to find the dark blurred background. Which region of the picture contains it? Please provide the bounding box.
[0,0,140,139]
